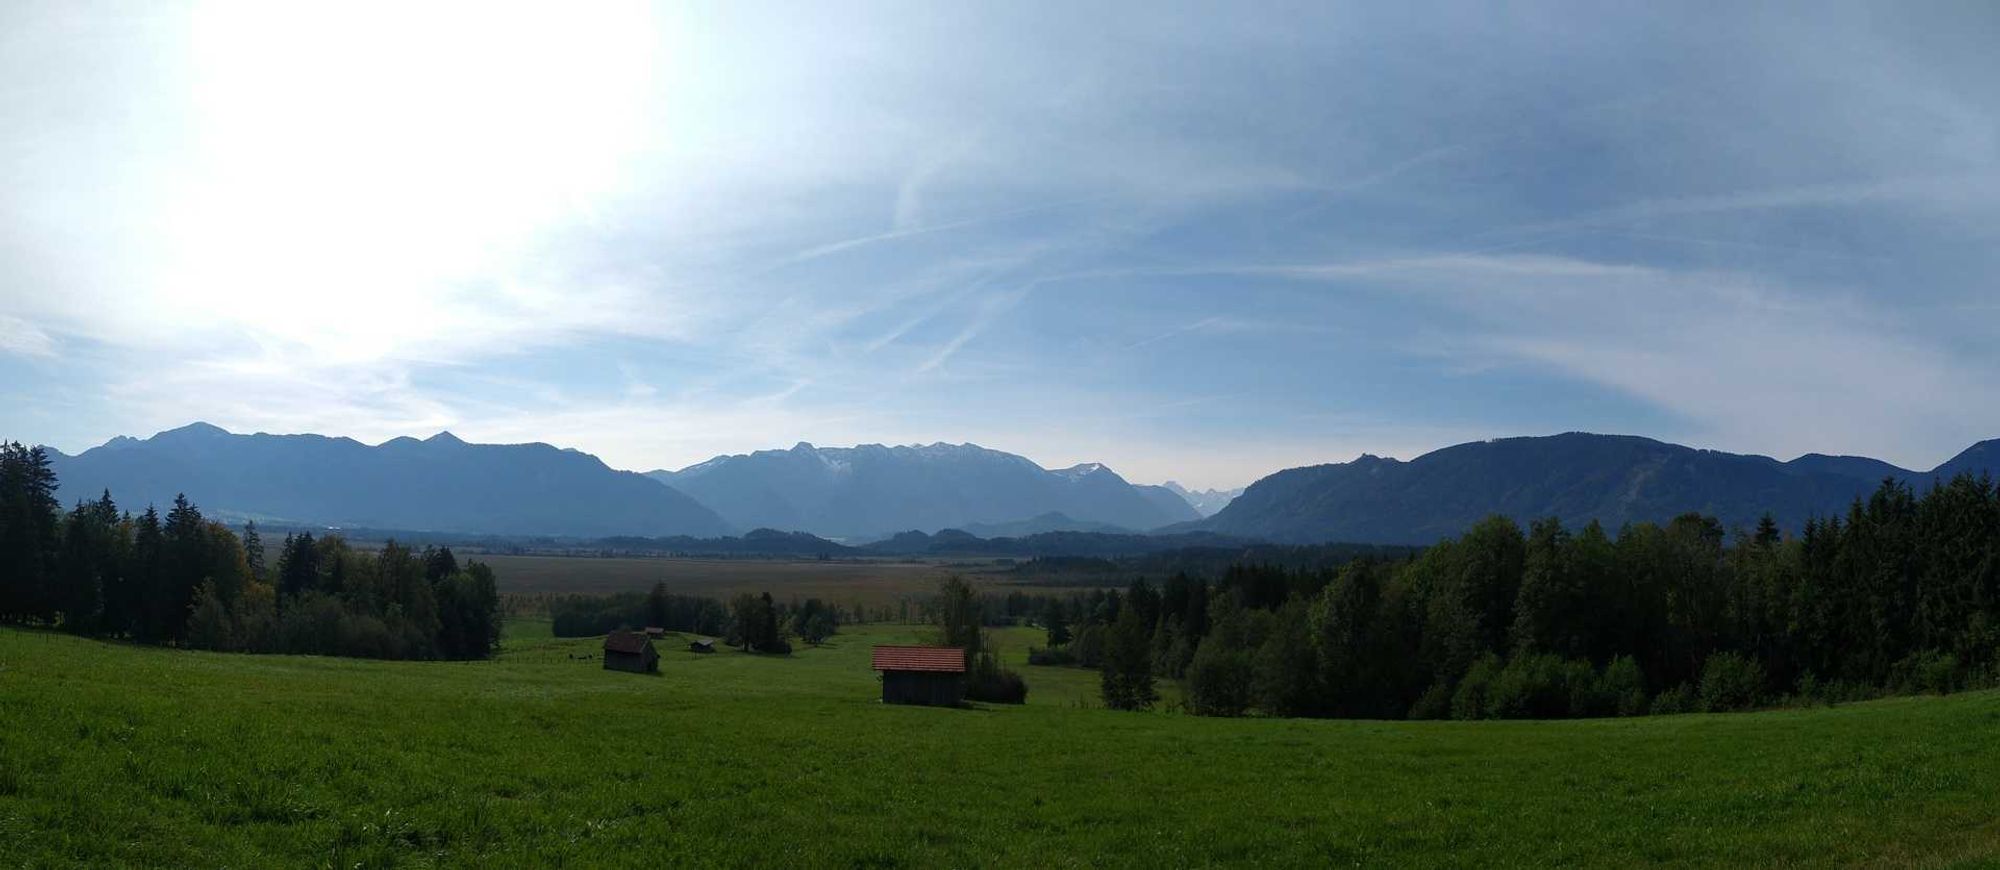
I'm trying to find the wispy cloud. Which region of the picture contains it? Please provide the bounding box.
[1493,174,2000,242]
[6,2,1999,487]
[915,289,1032,375]
[1125,316,1224,349]
[0,316,55,358]
[1267,253,1999,467]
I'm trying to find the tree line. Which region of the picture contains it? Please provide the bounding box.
[1020,474,2000,718]
[0,442,501,659]
[545,583,847,652]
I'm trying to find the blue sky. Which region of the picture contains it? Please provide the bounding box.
[3,1,1997,489]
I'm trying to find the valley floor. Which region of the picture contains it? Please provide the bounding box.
[2,623,1998,867]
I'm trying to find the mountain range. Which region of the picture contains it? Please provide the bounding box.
[647,442,1201,540]
[37,424,2000,550]
[1191,432,2000,545]
[44,423,731,538]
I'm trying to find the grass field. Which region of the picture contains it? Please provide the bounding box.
[3,623,1999,867]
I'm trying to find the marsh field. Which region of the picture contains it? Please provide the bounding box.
[478,551,1060,609]
[3,619,1998,868]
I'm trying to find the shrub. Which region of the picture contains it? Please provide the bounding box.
[1892,649,1960,695]
[1599,656,1648,717]
[235,585,279,653]
[335,613,400,659]
[1562,658,1610,718]
[1451,655,1502,720]
[965,650,1028,704]
[1407,681,1453,720]
[1251,604,1319,717]
[1185,641,1254,717]
[1486,654,1571,719]
[1649,682,1697,715]
[184,580,236,652]
[1796,674,1878,706]
[1155,629,1197,679]
[1698,652,1766,712]
[278,592,345,655]
[1793,671,1825,706]
[1071,623,1106,669]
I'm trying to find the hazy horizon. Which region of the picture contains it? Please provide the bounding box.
[6,2,1998,490]
[37,419,1998,494]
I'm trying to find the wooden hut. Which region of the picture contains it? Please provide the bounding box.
[603,630,660,674]
[689,638,716,654]
[871,645,966,706]
[644,626,666,639]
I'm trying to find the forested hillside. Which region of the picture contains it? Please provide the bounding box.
[1047,473,2000,719]
[0,441,500,659]
[1198,432,2000,544]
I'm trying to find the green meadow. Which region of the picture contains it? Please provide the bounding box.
[2,621,1998,868]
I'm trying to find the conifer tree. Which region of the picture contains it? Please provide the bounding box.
[1043,598,1071,647]
[241,521,266,584]
[1100,604,1157,711]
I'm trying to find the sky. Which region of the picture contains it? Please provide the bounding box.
[2,1,1997,490]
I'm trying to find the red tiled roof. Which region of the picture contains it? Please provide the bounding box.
[604,630,652,654]
[871,645,966,673]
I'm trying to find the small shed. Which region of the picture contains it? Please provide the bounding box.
[689,638,716,654]
[603,630,660,674]
[871,645,966,706]
[644,626,666,639]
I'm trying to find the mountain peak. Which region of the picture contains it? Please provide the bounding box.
[1934,439,2000,478]
[426,431,465,446]
[1056,462,1107,479]
[153,421,229,441]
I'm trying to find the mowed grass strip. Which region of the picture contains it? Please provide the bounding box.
[2,623,1998,868]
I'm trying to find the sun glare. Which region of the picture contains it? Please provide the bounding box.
[167,1,659,364]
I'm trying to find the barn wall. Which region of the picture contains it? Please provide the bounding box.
[882,671,964,706]
[604,650,655,673]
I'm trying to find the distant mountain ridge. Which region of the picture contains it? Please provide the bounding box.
[44,423,731,538]
[860,528,1255,558]
[1194,432,2000,545]
[42,424,2000,550]
[1163,482,1245,517]
[648,442,1200,539]
[954,511,1135,539]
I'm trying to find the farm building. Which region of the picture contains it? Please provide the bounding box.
[603,630,659,674]
[871,645,966,706]
[689,639,716,654]
[644,626,665,639]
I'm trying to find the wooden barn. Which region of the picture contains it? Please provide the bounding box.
[689,638,716,654]
[603,630,659,674]
[871,645,966,706]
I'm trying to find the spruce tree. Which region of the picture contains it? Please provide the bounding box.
[1043,598,1071,647]
[1100,604,1157,711]
[130,506,164,642]
[241,521,266,584]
